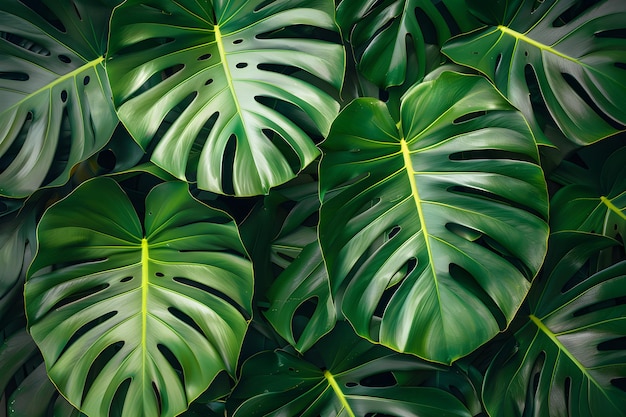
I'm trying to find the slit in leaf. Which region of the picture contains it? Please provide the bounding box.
[291,296,319,342]
[82,341,124,404]
[0,31,50,55]
[186,111,219,182]
[61,311,118,359]
[435,1,461,35]
[109,378,131,417]
[414,7,438,45]
[19,0,66,32]
[449,263,507,330]
[173,276,249,319]
[573,296,626,317]
[168,306,205,337]
[360,371,396,387]
[561,72,625,130]
[42,106,73,186]
[157,343,185,387]
[453,111,487,124]
[552,0,597,27]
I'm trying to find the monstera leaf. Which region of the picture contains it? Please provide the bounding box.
[319,71,549,364]
[25,178,253,417]
[0,207,36,321]
[336,0,479,88]
[264,241,335,353]
[483,231,626,417]
[443,0,626,146]
[550,146,626,239]
[228,322,472,417]
[106,0,344,196]
[0,0,118,198]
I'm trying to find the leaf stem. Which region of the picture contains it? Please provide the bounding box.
[601,196,626,220]
[323,370,355,417]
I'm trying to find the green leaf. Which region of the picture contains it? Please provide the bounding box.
[550,146,626,239]
[228,322,472,417]
[319,71,549,364]
[336,0,479,88]
[25,177,253,417]
[483,231,626,417]
[0,207,36,321]
[0,0,118,198]
[106,0,344,196]
[264,241,335,353]
[442,0,626,146]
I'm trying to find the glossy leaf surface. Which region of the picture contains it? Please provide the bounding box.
[25,178,253,417]
[0,0,118,197]
[229,322,472,417]
[319,71,549,363]
[443,0,626,146]
[551,146,626,239]
[337,0,479,88]
[106,0,344,196]
[484,231,626,417]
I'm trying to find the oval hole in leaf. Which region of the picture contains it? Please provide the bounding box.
[0,31,50,55]
[291,297,319,342]
[0,72,29,81]
[97,149,117,171]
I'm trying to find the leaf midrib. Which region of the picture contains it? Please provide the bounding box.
[323,370,355,417]
[497,25,580,64]
[1,56,104,116]
[529,314,620,408]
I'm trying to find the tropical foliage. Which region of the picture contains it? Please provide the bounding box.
[0,0,625,416]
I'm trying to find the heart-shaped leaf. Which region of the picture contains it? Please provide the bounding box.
[319,71,549,364]
[0,0,118,198]
[442,0,626,146]
[106,0,344,196]
[483,231,626,417]
[25,177,253,417]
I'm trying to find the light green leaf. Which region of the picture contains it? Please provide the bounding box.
[484,231,626,417]
[443,0,626,146]
[25,177,253,417]
[0,0,118,198]
[319,71,549,364]
[106,0,344,196]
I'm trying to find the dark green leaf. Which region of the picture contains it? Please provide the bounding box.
[319,71,549,363]
[443,0,626,146]
[484,231,626,417]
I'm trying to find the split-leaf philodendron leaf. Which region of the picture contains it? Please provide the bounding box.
[228,322,472,417]
[25,177,253,417]
[106,0,344,196]
[0,0,118,198]
[336,0,479,89]
[484,231,626,417]
[319,71,549,364]
[443,0,626,146]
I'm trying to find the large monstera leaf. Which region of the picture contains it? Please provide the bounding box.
[25,178,253,417]
[483,232,626,417]
[319,71,549,364]
[0,0,118,198]
[442,0,626,147]
[106,0,344,196]
[336,0,479,88]
[228,322,473,417]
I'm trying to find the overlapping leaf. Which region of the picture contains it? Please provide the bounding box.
[0,0,118,198]
[319,71,549,363]
[484,231,626,417]
[443,0,626,146]
[551,146,626,239]
[228,322,472,417]
[337,0,479,88]
[25,178,253,417]
[106,0,344,196]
